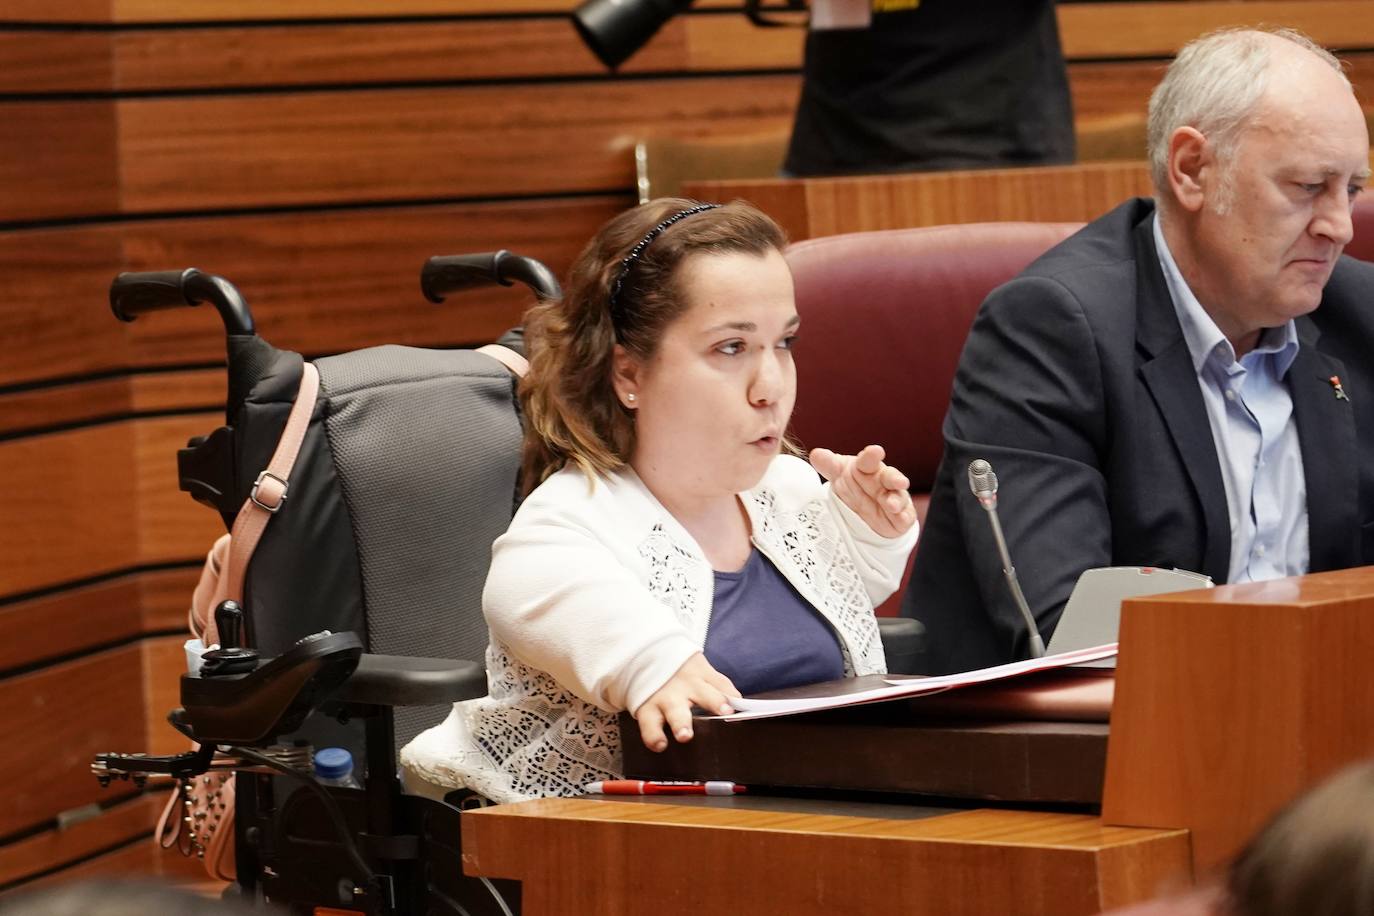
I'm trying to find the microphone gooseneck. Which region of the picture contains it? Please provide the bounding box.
[965,458,1046,659]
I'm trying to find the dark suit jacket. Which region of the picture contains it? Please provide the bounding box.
[905,197,1374,675]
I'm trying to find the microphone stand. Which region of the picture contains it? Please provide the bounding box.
[968,460,1046,659]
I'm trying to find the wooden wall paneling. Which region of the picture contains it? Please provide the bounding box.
[0,415,221,599]
[1059,1,1374,60]
[117,197,626,368]
[0,567,200,675]
[141,635,189,756]
[0,793,165,888]
[686,162,1154,240]
[112,18,677,90]
[0,225,127,389]
[132,414,230,567]
[1,841,164,895]
[0,423,138,599]
[0,198,624,391]
[0,30,113,93]
[0,645,145,838]
[113,78,799,214]
[103,0,740,22]
[26,1,1372,94]
[1069,52,1374,122]
[0,101,120,224]
[0,1,112,24]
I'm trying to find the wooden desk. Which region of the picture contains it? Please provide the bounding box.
[462,795,1190,916]
[684,161,1153,241]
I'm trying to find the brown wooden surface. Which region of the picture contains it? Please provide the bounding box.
[463,797,1192,915]
[7,6,1374,93]
[0,196,620,391]
[1,0,1369,31]
[0,101,119,223]
[687,162,1155,241]
[0,30,113,93]
[111,79,794,214]
[0,568,198,674]
[0,645,145,839]
[0,415,222,599]
[0,793,166,888]
[1103,567,1374,871]
[622,704,1109,804]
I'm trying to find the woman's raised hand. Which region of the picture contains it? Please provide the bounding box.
[809,444,917,539]
[634,652,741,752]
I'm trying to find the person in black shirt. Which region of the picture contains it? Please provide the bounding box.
[784,0,1075,176]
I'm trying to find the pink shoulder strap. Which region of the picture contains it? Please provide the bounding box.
[198,362,320,646]
[476,343,528,378]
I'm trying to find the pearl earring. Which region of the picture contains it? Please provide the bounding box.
[626,393,637,404]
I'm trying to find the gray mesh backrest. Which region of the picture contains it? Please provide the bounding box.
[315,345,522,746]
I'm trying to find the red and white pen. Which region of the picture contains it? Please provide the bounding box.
[584,779,746,796]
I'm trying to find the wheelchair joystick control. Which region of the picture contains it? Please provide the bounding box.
[199,600,260,677]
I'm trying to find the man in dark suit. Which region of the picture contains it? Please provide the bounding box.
[905,27,1374,675]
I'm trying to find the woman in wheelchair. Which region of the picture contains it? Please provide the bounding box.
[402,198,918,803]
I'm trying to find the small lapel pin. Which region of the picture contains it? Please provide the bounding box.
[1329,375,1350,402]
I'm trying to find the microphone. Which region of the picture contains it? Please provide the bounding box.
[966,459,1046,659]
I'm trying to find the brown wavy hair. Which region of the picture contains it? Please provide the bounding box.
[520,197,787,490]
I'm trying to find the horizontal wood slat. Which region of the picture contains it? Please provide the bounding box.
[0,101,118,223]
[0,416,222,599]
[1060,0,1374,59]
[0,567,200,675]
[0,836,204,895]
[111,78,796,215]
[0,0,742,23]
[0,645,145,839]
[8,3,1374,93]
[1069,53,1374,120]
[4,0,1372,29]
[686,161,1155,240]
[12,61,1374,223]
[0,793,165,889]
[142,637,191,757]
[0,31,112,93]
[0,196,622,393]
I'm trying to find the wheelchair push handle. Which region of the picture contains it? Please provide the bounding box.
[110,267,256,335]
[421,249,562,303]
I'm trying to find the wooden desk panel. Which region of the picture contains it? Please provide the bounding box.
[686,162,1154,242]
[463,797,1192,915]
[1104,568,1374,871]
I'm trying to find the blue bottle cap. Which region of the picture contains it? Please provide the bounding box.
[314,746,354,779]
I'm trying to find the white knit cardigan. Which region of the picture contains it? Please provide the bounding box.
[401,454,917,803]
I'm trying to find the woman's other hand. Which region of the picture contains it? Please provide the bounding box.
[635,653,741,752]
[810,444,917,539]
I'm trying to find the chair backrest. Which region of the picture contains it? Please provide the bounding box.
[1348,195,1374,262]
[786,221,1082,496]
[201,337,524,745]
[635,131,790,204]
[785,222,1080,612]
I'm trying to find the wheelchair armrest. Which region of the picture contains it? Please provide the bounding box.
[333,654,487,707]
[878,616,925,675]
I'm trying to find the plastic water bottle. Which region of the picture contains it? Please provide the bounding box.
[313,747,362,789]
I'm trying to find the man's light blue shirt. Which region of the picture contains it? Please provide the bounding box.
[1152,214,1309,583]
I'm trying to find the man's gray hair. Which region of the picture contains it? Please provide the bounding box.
[1147,27,1349,199]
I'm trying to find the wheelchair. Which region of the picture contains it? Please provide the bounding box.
[93,252,558,915]
[91,249,924,916]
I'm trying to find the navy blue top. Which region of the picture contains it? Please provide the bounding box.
[703,549,845,696]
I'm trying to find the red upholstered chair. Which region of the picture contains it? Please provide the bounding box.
[1348,195,1374,262]
[785,222,1081,615]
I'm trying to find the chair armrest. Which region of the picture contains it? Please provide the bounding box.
[878,617,925,675]
[334,654,487,706]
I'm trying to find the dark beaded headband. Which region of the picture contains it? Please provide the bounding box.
[608,203,721,331]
